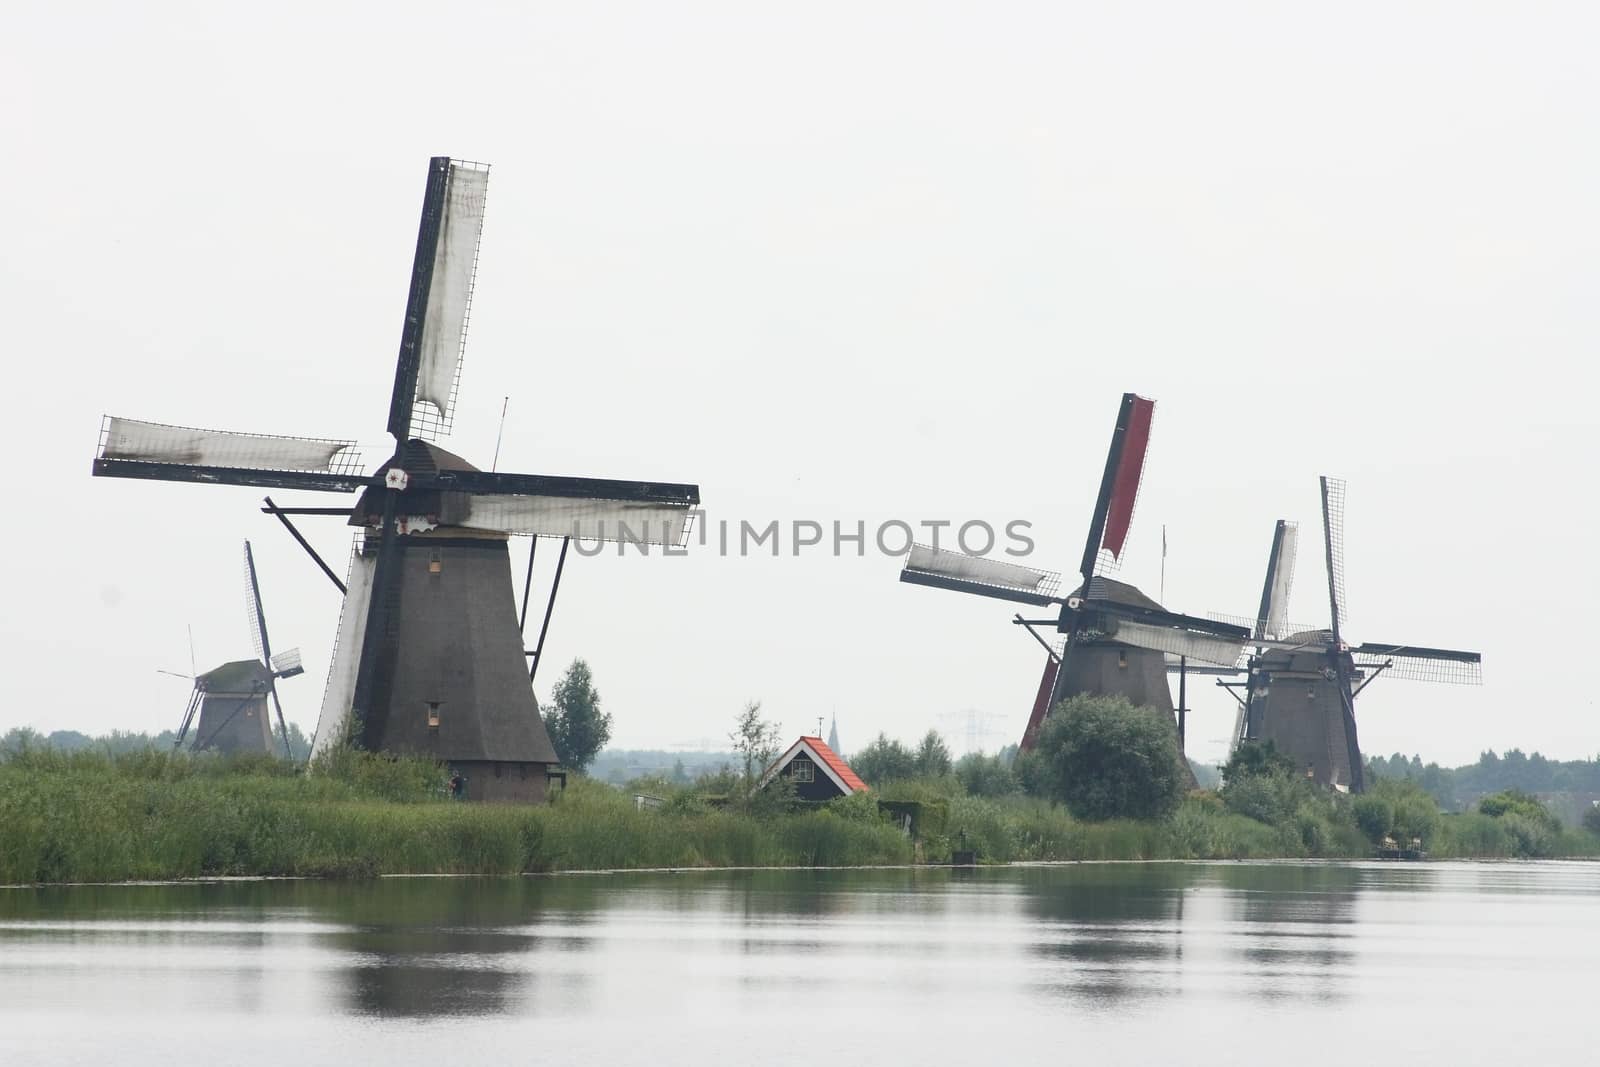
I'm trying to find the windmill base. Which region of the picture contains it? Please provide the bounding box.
[447,760,552,804]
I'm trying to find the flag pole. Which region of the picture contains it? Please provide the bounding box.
[1160,524,1167,604]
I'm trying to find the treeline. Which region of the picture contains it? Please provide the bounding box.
[1368,749,1600,810]
[1,725,313,762]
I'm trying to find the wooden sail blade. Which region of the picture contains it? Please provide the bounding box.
[387,158,490,442]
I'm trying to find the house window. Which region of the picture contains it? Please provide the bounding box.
[790,758,815,783]
[494,762,503,778]
[426,702,441,728]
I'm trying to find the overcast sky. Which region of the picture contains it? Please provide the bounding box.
[4,2,1594,767]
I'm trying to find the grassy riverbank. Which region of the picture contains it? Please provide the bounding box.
[2,749,1596,884]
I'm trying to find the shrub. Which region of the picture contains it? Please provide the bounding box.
[1221,741,1298,787]
[955,752,1019,798]
[1222,773,1299,826]
[1032,695,1186,821]
[1352,795,1394,843]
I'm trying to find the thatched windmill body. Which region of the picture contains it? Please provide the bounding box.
[95,158,700,801]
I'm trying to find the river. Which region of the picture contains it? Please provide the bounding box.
[1,861,1595,1065]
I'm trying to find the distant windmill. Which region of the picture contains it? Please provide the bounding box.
[173,542,304,757]
[1211,478,1482,792]
[94,157,701,801]
[900,393,1250,754]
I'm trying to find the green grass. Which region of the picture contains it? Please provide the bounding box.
[3,749,1597,885]
[0,751,913,884]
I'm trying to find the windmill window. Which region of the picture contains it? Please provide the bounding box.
[1117,650,1128,670]
[791,758,815,783]
[494,762,503,779]
[428,550,442,575]
[426,702,442,728]
[519,763,529,780]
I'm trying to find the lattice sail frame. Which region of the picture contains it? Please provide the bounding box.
[1090,396,1156,580]
[1353,648,1483,686]
[406,159,490,443]
[1321,476,1349,633]
[242,542,267,665]
[903,543,1063,600]
[98,416,365,475]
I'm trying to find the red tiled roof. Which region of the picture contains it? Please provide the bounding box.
[798,736,868,793]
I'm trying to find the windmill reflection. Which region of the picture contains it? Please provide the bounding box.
[1215,863,1359,1002]
[314,878,598,1019]
[1018,864,1197,1005]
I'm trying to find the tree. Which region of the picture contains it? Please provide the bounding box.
[544,659,612,772]
[1221,740,1297,788]
[849,733,917,785]
[1583,803,1600,837]
[955,752,1019,797]
[1032,694,1186,821]
[914,730,952,777]
[729,700,782,787]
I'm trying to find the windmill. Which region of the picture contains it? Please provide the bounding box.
[899,393,1250,754]
[1215,478,1482,792]
[171,542,304,757]
[94,157,701,802]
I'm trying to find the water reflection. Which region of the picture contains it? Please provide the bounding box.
[1212,864,1360,1002]
[1015,864,1196,1006]
[5,861,1600,1066]
[323,879,598,1019]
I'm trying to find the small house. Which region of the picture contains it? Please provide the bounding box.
[757,736,868,802]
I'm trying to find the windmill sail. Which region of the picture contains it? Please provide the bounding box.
[1099,395,1154,565]
[1320,476,1348,640]
[99,417,361,475]
[1353,643,1482,685]
[413,162,488,438]
[387,158,490,442]
[311,546,378,760]
[461,494,695,545]
[900,544,1061,606]
[1255,520,1299,640]
[1107,620,1245,668]
[243,541,271,666]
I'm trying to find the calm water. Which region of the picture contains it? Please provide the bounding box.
[2,862,1596,1065]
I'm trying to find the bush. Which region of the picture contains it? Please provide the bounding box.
[1221,741,1298,787]
[1478,789,1561,831]
[1222,772,1300,826]
[1352,794,1394,843]
[955,752,1019,798]
[1032,695,1186,821]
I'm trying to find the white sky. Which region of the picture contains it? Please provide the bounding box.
[3,2,1594,767]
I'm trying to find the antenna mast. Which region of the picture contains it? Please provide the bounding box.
[491,396,509,472]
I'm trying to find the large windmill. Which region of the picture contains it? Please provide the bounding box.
[95,157,701,801]
[172,542,304,757]
[1220,477,1482,792]
[900,393,1250,754]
